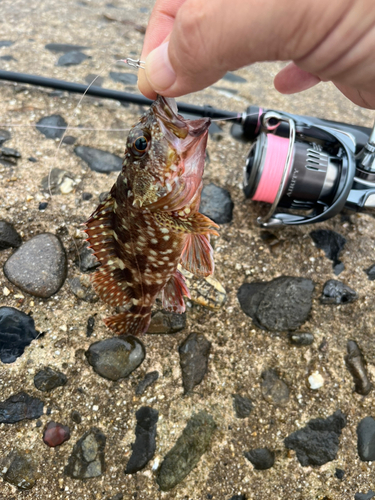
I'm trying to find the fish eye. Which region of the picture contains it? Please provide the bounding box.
[131,130,151,156]
[134,136,148,152]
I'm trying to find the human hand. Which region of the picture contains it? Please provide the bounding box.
[138,0,375,109]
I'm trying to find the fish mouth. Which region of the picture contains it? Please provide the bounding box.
[152,95,189,139]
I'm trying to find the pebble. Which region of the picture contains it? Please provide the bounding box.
[357,417,375,461]
[156,411,216,491]
[69,276,98,302]
[232,394,254,418]
[38,201,48,211]
[85,74,104,87]
[125,406,159,474]
[222,72,247,83]
[1,450,38,490]
[71,410,82,424]
[34,366,68,392]
[64,427,106,479]
[56,51,91,66]
[345,340,372,395]
[43,421,71,447]
[310,229,346,275]
[320,279,358,305]
[284,410,346,466]
[75,243,99,272]
[179,332,211,393]
[45,43,88,52]
[179,266,227,309]
[355,491,375,500]
[74,145,122,173]
[4,233,67,298]
[86,316,95,337]
[108,494,124,500]
[288,332,314,346]
[135,371,159,395]
[199,183,234,224]
[0,128,11,145]
[82,191,93,200]
[261,369,290,406]
[244,448,275,470]
[0,146,21,166]
[237,276,314,331]
[59,176,75,194]
[0,392,44,424]
[109,71,138,85]
[146,310,186,334]
[36,115,67,139]
[0,306,39,363]
[228,496,246,500]
[85,335,145,381]
[40,168,74,194]
[366,264,375,280]
[335,468,345,480]
[308,371,325,390]
[0,220,22,250]
[0,54,16,61]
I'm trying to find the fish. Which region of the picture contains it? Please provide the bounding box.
[85,95,219,336]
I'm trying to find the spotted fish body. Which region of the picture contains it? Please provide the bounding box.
[85,96,219,335]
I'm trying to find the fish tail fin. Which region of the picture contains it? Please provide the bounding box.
[180,233,215,277]
[104,305,152,336]
[162,269,191,313]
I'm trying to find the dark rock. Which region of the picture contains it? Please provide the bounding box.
[310,229,346,275]
[69,277,98,302]
[38,202,48,211]
[0,55,16,61]
[4,233,67,298]
[345,340,372,395]
[74,145,122,173]
[0,392,44,424]
[0,220,21,250]
[43,421,71,447]
[36,115,67,139]
[222,72,247,83]
[62,135,76,145]
[82,191,93,200]
[65,427,106,479]
[232,394,253,418]
[34,366,67,392]
[0,147,21,166]
[45,43,88,53]
[199,183,234,224]
[321,279,358,305]
[0,129,11,145]
[40,168,73,194]
[238,276,314,331]
[109,495,124,500]
[157,411,216,491]
[109,71,138,85]
[75,243,99,272]
[208,121,224,140]
[261,369,290,406]
[36,420,42,428]
[85,74,104,87]
[284,410,346,466]
[135,371,159,395]
[57,51,90,66]
[0,40,14,47]
[365,264,375,280]
[357,417,375,461]
[335,468,345,479]
[1,147,21,158]
[244,448,275,470]
[86,316,95,337]
[288,331,314,346]
[0,307,39,363]
[179,332,211,393]
[29,156,38,162]
[1,450,38,490]
[85,335,145,381]
[71,410,82,424]
[99,191,110,202]
[147,310,186,334]
[355,491,375,500]
[125,406,159,474]
[228,496,246,500]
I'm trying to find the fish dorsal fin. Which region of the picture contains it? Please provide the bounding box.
[180,233,215,277]
[161,269,191,313]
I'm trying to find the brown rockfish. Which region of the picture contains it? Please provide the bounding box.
[85,95,219,335]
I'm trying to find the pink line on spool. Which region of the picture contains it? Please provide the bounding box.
[252,134,290,204]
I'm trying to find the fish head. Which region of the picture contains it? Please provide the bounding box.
[123,95,210,208]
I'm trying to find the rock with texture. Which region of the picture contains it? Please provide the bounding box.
[135,371,159,395]
[357,417,375,461]
[109,71,138,85]
[40,168,74,194]
[321,280,358,305]
[1,450,38,490]
[288,332,314,346]
[69,277,98,302]
[284,410,346,466]
[0,392,44,424]
[345,340,372,395]
[0,220,22,250]
[156,411,216,491]
[75,243,99,272]
[125,406,158,474]
[43,421,71,447]
[0,307,39,363]
[0,128,11,145]
[65,427,106,479]
[36,115,67,139]
[232,394,254,418]
[146,310,186,334]
[74,145,122,173]
[261,369,290,406]
[244,448,275,470]
[179,266,227,309]
[179,332,211,393]
[45,43,88,52]
[56,51,90,66]
[199,183,234,224]
[310,229,346,275]
[85,335,145,381]
[238,276,314,331]
[34,367,67,392]
[355,491,375,500]
[3,233,67,298]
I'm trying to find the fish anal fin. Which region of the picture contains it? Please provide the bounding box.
[161,270,191,313]
[104,306,152,336]
[180,233,215,277]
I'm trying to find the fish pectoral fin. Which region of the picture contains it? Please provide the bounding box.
[187,212,219,236]
[161,269,191,313]
[180,233,215,277]
[104,306,152,336]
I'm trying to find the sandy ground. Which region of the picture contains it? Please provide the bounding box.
[1,1,375,499]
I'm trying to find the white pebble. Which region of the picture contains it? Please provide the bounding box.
[3,287,10,296]
[60,177,75,194]
[308,371,324,390]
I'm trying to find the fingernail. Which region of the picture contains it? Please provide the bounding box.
[145,42,176,92]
